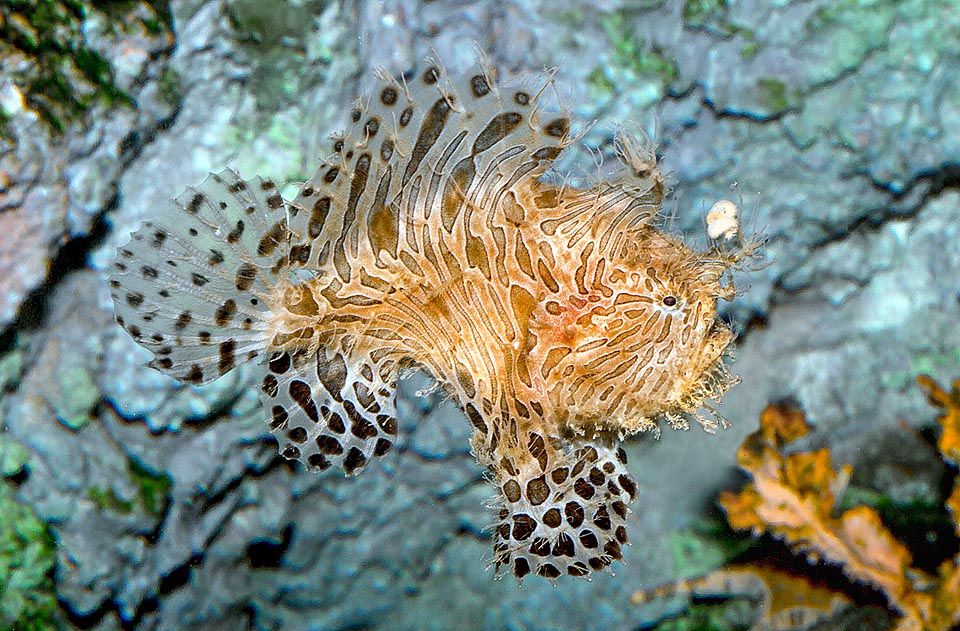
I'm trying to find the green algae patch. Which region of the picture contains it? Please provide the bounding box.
[87,485,135,514]
[804,0,896,80]
[650,600,754,631]
[225,0,337,113]
[0,443,57,631]
[0,349,23,394]
[669,517,753,579]
[756,78,796,115]
[218,1,349,185]
[881,347,960,390]
[589,8,678,106]
[0,438,30,478]
[681,0,754,39]
[157,66,183,107]
[129,457,172,517]
[683,0,729,25]
[586,66,617,98]
[0,0,135,136]
[599,11,678,83]
[88,456,171,517]
[54,365,99,430]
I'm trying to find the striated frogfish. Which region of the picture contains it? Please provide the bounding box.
[108,55,758,582]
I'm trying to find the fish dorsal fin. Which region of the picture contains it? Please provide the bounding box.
[285,59,574,281]
[108,169,291,385]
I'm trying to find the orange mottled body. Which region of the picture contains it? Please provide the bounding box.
[109,55,756,582]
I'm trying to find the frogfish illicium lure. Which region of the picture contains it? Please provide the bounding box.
[108,55,758,582]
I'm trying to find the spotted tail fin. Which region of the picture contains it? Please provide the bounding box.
[108,169,289,386]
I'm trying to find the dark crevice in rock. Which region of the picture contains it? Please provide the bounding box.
[454,523,489,543]
[60,594,115,630]
[159,555,201,596]
[769,161,960,301]
[0,44,181,359]
[181,388,246,429]
[102,397,156,430]
[886,162,960,204]
[123,553,205,631]
[128,459,291,622]
[143,490,173,546]
[814,161,960,249]
[0,207,113,356]
[56,473,179,628]
[247,524,294,568]
[2,465,29,487]
[200,449,284,515]
[61,552,205,631]
[241,604,260,630]
[700,87,796,123]
[0,133,178,363]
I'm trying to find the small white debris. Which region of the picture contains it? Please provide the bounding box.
[0,80,25,116]
[706,199,739,240]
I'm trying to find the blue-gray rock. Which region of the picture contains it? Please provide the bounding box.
[1,0,958,630]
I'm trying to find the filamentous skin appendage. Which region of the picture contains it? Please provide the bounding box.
[108,56,755,582]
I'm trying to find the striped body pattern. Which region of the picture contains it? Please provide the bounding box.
[109,56,750,582]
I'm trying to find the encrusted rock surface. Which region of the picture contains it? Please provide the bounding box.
[0,1,176,329]
[1,0,959,629]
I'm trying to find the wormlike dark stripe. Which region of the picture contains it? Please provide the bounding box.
[366,165,398,258]
[309,197,331,239]
[257,220,286,256]
[403,175,421,252]
[288,380,320,422]
[401,97,452,189]
[332,153,371,282]
[215,299,237,326]
[472,112,523,154]
[441,157,476,232]
[235,263,257,291]
[423,130,468,223]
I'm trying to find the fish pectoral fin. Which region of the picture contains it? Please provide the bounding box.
[491,438,637,582]
[258,346,398,475]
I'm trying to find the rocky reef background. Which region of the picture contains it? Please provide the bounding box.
[1,1,959,630]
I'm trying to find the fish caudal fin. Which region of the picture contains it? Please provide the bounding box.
[110,167,400,477]
[108,169,290,386]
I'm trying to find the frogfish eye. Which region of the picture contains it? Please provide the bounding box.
[662,295,677,307]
